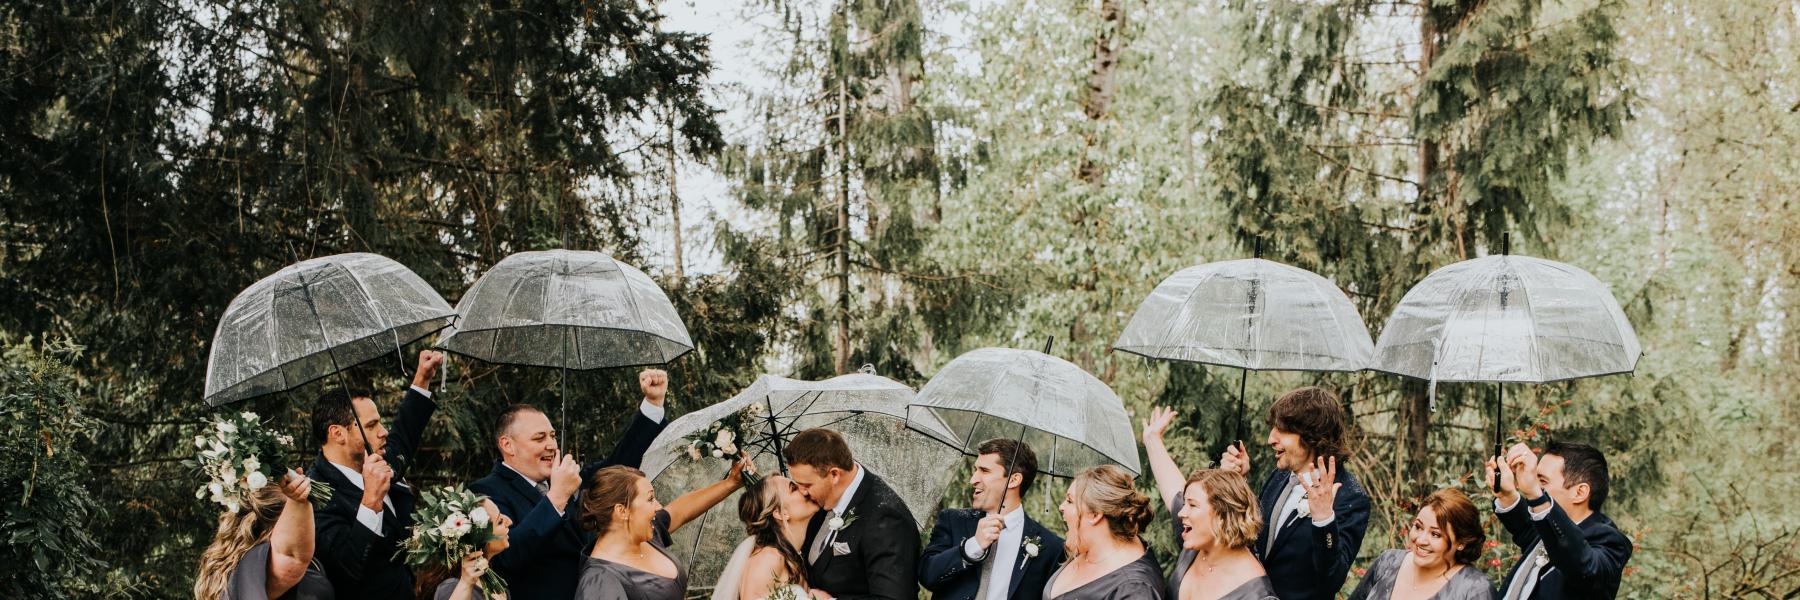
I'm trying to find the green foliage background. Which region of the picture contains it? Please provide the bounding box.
[2,0,1796,598]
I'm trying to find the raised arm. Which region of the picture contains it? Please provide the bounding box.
[266,472,317,598]
[1140,406,1188,510]
[666,456,755,533]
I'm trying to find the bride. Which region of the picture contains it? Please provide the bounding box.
[712,474,828,600]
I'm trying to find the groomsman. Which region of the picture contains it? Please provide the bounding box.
[1487,441,1633,600]
[919,439,1066,600]
[1218,386,1372,600]
[307,350,445,600]
[468,368,671,600]
[786,428,920,600]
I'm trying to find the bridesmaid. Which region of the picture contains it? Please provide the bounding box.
[194,471,333,600]
[575,458,754,600]
[413,497,515,600]
[1043,464,1165,600]
[1143,406,1277,600]
[1347,488,1494,600]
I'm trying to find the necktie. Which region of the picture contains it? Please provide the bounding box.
[535,480,550,496]
[1502,543,1548,600]
[972,547,1000,598]
[809,510,836,563]
[1266,476,1302,555]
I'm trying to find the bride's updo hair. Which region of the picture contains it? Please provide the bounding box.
[1071,464,1155,541]
[738,477,807,587]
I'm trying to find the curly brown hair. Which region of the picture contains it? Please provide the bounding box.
[1419,488,1485,566]
[1266,386,1353,461]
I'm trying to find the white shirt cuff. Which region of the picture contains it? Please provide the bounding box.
[639,399,665,423]
[1310,514,1335,527]
[410,385,432,399]
[1495,496,1521,513]
[356,504,384,536]
[962,537,988,562]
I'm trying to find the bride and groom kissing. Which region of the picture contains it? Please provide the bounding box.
[716,428,1065,600]
[712,428,918,600]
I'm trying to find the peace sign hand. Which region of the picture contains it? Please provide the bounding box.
[1303,456,1341,523]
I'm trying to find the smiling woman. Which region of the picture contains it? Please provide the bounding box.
[1346,489,1493,600]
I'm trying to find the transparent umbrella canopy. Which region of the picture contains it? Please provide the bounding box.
[642,373,964,588]
[1114,258,1375,440]
[1371,252,1641,485]
[437,250,693,370]
[907,348,1141,478]
[204,253,456,407]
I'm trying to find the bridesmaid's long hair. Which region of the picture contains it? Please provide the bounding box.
[194,485,285,600]
[739,477,808,587]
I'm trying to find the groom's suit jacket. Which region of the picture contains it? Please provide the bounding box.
[468,409,664,600]
[803,471,920,600]
[918,508,1065,600]
[307,387,435,600]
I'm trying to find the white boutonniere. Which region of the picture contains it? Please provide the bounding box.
[828,509,858,532]
[1023,535,1042,558]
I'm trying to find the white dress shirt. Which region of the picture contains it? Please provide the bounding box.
[962,507,1026,600]
[831,463,867,517]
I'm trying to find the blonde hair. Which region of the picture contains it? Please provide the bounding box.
[194,485,285,600]
[1071,465,1154,541]
[1183,469,1263,550]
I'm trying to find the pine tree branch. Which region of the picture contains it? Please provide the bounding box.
[1304,146,1421,188]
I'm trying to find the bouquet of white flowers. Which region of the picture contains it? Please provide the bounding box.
[189,411,332,512]
[674,403,765,488]
[402,486,507,597]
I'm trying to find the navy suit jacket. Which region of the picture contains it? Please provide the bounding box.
[1251,466,1372,600]
[802,471,920,600]
[467,410,664,600]
[307,387,435,600]
[919,508,1065,600]
[1497,499,1632,600]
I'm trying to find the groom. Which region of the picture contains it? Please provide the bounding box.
[785,428,920,600]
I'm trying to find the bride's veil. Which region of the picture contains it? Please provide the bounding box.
[711,536,757,600]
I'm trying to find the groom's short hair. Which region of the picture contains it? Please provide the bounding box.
[784,428,854,471]
[978,438,1039,496]
[312,387,372,446]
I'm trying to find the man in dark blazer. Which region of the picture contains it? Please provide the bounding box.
[468,368,671,600]
[1219,386,1371,600]
[1489,440,1633,600]
[786,428,920,600]
[920,439,1065,600]
[307,350,445,600]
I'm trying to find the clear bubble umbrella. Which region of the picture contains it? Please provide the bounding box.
[906,347,1140,481]
[641,373,964,587]
[437,250,694,440]
[1371,249,1641,486]
[1113,258,1375,441]
[205,252,456,407]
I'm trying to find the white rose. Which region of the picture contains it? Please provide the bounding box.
[441,512,471,537]
[240,412,257,423]
[711,449,724,458]
[217,421,238,434]
[714,429,735,448]
[194,435,208,449]
[242,456,260,472]
[246,470,269,490]
[221,467,237,484]
[209,482,224,498]
[827,516,846,531]
[1025,542,1040,557]
[470,507,490,527]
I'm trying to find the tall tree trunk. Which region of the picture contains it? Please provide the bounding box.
[1077,0,1125,184]
[833,5,853,375]
[667,105,684,287]
[1405,6,1442,497]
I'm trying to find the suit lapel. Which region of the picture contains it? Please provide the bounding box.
[1005,517,1046,600]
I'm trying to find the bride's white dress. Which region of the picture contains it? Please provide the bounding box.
[712,537,810,600]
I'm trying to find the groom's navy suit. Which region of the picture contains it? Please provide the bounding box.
[919,508,1065,600]
[803,470,920,600]
[469,408,665,600]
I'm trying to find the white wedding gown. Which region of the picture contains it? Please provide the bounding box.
[712,537,810,600]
